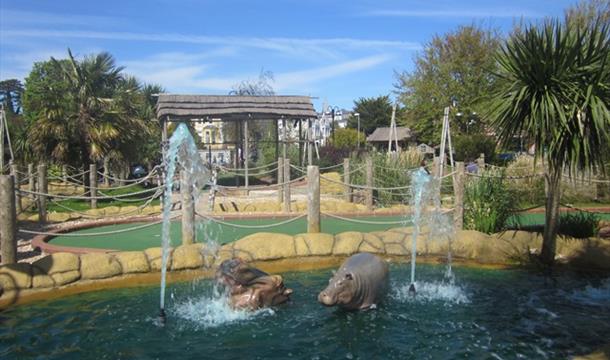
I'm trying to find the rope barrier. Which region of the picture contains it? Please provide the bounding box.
[216,175,306,190]
[18,185,162,200]
[48,189,163,218]
[319,173,411,191]
[219,166,279,177]
[18,216,178,237]
[321,211,410,225]
[195,212,307,229]
[219,161,279,172]
[465,172,543,179]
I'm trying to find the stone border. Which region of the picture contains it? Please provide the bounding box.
[3,228,609,309]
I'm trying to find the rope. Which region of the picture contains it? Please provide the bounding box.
[196,212,307,229]
[48,189,163,218]
[561,174,610,184]
[216,175,306,190]
[219,166,279,177]
[373,164,419,172]
[219,161,278,172]
[319,173,411,191]
[18,216,179,237]
[18,185,162,200]
[465,172,543,179]
[321,211,410,225]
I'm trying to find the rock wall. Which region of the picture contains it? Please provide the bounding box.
[2,228,609,307]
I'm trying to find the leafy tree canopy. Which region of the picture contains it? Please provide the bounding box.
[349,95,394,136]
[395,24,501,144]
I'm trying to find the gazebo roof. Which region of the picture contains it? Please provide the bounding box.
[156,94,317,120]
[366,127,414,142]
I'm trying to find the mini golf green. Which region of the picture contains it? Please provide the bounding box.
[49,215,412,251]
[48,211,610,252]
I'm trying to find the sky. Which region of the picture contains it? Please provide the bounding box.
[0,0,577,110]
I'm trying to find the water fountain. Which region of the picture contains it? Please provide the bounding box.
[158,123,211,323]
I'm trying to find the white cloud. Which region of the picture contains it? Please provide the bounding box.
[1,29,421,60]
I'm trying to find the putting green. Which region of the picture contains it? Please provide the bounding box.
[49,215,412,251]
[48,211,610,252]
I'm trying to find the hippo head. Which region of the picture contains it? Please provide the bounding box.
[318,270,356,307]
[215,257,268,290]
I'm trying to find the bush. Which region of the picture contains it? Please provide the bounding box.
[559,211,599,238]
[453,134,496,163]
[316,145,350,169]
[464,169,517,233]
[505,154,546,208]
[329,128,365,149]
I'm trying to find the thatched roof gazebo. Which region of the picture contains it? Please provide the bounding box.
[366,126,416,151]
[156,95,317,185]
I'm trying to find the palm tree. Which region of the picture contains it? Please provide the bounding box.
[53,49,124,176]
[488,19,610,265]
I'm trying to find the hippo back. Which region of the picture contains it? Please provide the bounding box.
[342,253,389,309]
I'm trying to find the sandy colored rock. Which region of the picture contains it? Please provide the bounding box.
[378,231,406,244]
[361,233,385,251]
[453,230,507,263]
[333,232,363,255]
[32,267,55,288]
[385,243,408,255]
[33,252,80,275]
[0,263,32,290]
[233,233,295,260]
[80,253,122,280]
[47,212,73,222]
[172,244,205,270]
[86,208,106,216]
[565,238,610,270]
[114,251,150,274]
[145,247,173,271]
[294,233,335,256]
[336,202,357,213]
[320,172,343,194]
[51,270,80,286]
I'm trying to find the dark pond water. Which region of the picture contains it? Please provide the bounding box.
[1,264,609,359]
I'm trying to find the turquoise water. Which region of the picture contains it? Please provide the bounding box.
[2,264,609,359]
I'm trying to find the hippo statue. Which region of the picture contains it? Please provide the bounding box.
[215,258,293,310]
[318,253,389,310]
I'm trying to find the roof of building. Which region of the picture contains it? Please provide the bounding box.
[156,94,317,120]
[366,127,414,142]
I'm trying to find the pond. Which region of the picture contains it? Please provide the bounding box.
[2,264,609,359]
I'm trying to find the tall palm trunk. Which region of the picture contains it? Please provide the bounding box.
[540,168,561,265]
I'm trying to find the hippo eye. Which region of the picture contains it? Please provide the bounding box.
[345,273,353,280]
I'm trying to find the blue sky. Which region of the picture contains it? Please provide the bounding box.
[0,0,576,110]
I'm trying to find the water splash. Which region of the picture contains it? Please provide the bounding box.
[160,123,211,314]
[393,281,470,305]
[566,279,610,306]
[172,288,275,329]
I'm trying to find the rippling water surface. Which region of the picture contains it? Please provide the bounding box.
[2,264,609,359]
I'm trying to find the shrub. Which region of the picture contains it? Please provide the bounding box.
[505,154,546,208]
[464,169,517,233]
[453,134,496,163]
[559,211,599,238]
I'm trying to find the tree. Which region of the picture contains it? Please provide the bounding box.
[329,127,365,149]
[565,0,610,29]
[349,95,394,136]
[487,19,610,266]
[396,25,501,144]
[453,134,496,163]
[0,79,24,115]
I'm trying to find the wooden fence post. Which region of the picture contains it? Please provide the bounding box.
[283,158,291,213]
[366,156,373,211]
[28,163,36,209]
[453,161,465,230]
[181,169,195,245]
[307,165,320,233]
[433,156,440,177]
[90,164,97,209]
[477,153,485,172]
[62,164,67,183]
[103,157,110,187]
[0,175,17,264]
[343,158,351,203]
[37,163,47,223]
[10,163,22,213]
[277,157,284,203]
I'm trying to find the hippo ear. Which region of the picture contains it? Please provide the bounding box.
[345,273,353,280]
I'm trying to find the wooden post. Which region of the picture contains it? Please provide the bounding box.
[37,163,47,223]
[0,175,17,264]
[10,163,22,212]
[307,119,313,166]
[433,156,440,177]
[307,165,320,233]
[277,157,284,203]
[103,157,110,187]
[181,170,195,245]
[89,164,97,209]
[62,164,68,183]
[244,118,249,191]
[283,158,291,213]
[28,163,35,194]
[343,158,351,203]
[453,161,465,230]
[477,153,485,172]
[366,156,373,211]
